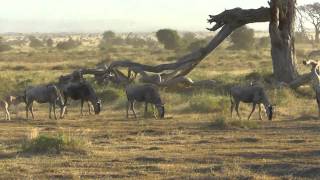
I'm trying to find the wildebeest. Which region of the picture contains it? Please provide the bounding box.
[230,85,273,120]
[2,95,25,119]
[303,59,320,117]
[0,100,10,120]
[125,84,164,119]
[61,81,101,116]
[25,84,64,120]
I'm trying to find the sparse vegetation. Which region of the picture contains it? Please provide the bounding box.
[22,134,88,154]
[229,26,255,50]
[46,38,54,47]
[0,31,319,179]
[56,37,81,50]
[187,95,229,113]
[29,36,44,48]
[211,116,260,129]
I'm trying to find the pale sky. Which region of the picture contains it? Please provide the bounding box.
[0,0,318,33]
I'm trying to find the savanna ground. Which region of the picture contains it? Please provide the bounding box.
[0,34,320,179]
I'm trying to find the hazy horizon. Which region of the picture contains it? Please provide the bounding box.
[1,0,318,33]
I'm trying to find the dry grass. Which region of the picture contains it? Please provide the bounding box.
[0,35,319,179]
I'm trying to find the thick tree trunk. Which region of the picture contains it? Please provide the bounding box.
[269,0,298,83]
[315,29,320,43]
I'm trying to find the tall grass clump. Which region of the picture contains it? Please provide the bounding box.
[211,116,260,129]
[22,133,88,154]
[186,94,229,113]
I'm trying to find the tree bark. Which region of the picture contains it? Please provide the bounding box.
[316,28,320,43]
[269,0,298,83]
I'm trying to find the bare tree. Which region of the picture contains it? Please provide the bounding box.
[269,0,298,83]
[299,3,320,43]
[69,0,307,88]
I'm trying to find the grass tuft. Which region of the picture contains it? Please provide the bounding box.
[186,95,229,113]
[22,134,88,155]
[211,116,260,129]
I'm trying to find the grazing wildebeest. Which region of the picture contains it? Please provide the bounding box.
[230,85,273,120]
[303,59,320,117]
[125,84,165,119]
[25,84,64,120]
[61,82,101,116]
[58,74,93,114]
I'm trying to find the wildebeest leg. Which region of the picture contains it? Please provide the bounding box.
[53,102,57,120]
[4,108,10,120]
[131,102,137,118]
[4,109,7,120]
[235,102,241,120]
[26,104,29,120]
[126,101,129,118]
[15,105,19,117]
[230,99,235,118]
[153,105,158,119]
[49,103,52,119]
[5,107,10,120]
[258,104,263,120]
[144,102,148,118]
[316,94,320,118]
[80,99,84,116]
[248,103,256,121]
[26,100,32,120]
[29,103,34,120]
[63,97,68,115]
[88,101,92,115]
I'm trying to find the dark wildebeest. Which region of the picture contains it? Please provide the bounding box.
[125,84,164,119]
[61,82,101,117]
[25,84,64,120]
[230,85,274,120]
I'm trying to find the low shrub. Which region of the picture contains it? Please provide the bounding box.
[0,44,12,52]
[187,95,229,113]
[22,135,64,154]
[22,134,88,154]
[210,116,260,129]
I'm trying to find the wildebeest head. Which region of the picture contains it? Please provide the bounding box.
[155,104,165,119]
[265,105,273,121]
[86,97,101,115]
[93,99,102,114]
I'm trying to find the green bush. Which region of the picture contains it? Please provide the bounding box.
[46,38,54,47]
[56,38,81,50]
[256,37,270,49]
[22,134,87,154]
[156,29,181,50]
[0,44,12,52]
[211,116,259,129]
[212,116,228,129]
[102,31,116,41]
[187,39,207,51]
[229,26,255,50]
[22,135,64,154]
[98,88,124,103]
[29,36,44,48]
